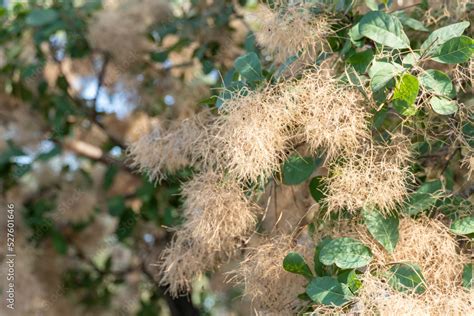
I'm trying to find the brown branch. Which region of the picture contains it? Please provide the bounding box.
[54,138,133,173]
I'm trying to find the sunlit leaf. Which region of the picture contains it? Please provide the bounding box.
[450,216,474,235]
[420,21,470,56]
[283,252,313,279]
[359,11,410,49]
[363,210,399,253]
[430,96,458,115]
[431,36,474,64]
[392,73,419,116]
[388,263,427,294]
[419,69,456,98]
[319,237,372,269]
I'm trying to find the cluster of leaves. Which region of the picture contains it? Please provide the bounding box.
[283,207,473,309]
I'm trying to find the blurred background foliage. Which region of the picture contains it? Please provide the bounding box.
[0,0,257,315]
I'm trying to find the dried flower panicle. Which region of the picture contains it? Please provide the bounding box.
[230,235,312,315]
[212,87,293,183]
[358,217,472,315]
[128,112,212,182]
[253,5,334,64]
[159,171,259,296]
[284,72,371,158]
[180,172,258,253]
[325,134,412,214]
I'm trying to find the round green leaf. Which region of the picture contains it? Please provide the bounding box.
[387,263,427,294]
[282,156,319,185]
[368,61,404,92]
[26,9,58,26]
[359,11,410,49]
[430,96,458,115]
[392,73,419,116]
[314,237,332,277]
[450,216,474,235]
[431,36,473,64]
[306,277,353,306]
[419,69,456,98]
[319,237,372,269]
[363,210,399,253]
[283,252,313,279]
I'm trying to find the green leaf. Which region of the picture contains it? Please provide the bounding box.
[319,237,372,269]
[51,230,68,255]
[348,23,364,46]
[347,49,374,73]
[401,52,420,67]
[431,36,474,64]
[392,73,419,116]
[314,237,332,276]
[359,11,410,49]
[116,209,137,241]
[26,9,59,26]
[309,176,327,203]
[103,164,119,190]
[430,96,458,115]
[337,269,362,293]
[368,61,404,92]
[283,252,313,279]
[365,0,379,11]
[420,21,470,56]
[450,216,474,235]
[234,52,263,82]
[393,11,429,32]
[306,277,354,306]
[388,263,427,294]
[462,264,473,288]
[405,180,443,215]
[108,196,126,217]
[363,210,399,253]
[419,69,456,98]
[282,156,319,185]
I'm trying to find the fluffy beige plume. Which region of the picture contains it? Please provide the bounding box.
[284,71,371,158]
[180,171,258,253]
[212,87,293,183]
[230,235,312,315]
[159,171,259,296]
[358,273,473,316]
[253,5,334,64]
[358,217,472,315]
[158,234,218,296]
[325,135,412,214]
[128,111,212,181]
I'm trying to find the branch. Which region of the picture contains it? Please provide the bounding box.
[58,138,133,173]
[92,54,110,120]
